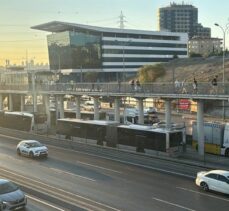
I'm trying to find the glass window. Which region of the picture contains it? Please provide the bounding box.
[218,175,229,183]
[48,31,101,70]
[206,173,218,180]
[0,181,18,194]
[102,40,186,48]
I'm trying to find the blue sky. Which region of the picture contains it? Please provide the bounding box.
[0,0,228,65]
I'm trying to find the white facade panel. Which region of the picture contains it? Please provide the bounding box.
[102,45,187,51]
[102,62,162,66]
[102,68,139,72]
[103,54,173,58]
[102,36,188,44]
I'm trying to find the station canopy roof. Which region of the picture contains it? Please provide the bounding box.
[31,21,186,36]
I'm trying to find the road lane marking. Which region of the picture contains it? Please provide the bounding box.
[26,194,66,211]
[0,134,21,140]
[50,145,195,179]
[50,167,96,182]
[1,168,120,211]
[77,161,122,174]
[152,197,196,211]
[0,133,195,179]
[176,187,229,202]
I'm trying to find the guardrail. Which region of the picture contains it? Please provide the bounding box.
[0,82,229,96]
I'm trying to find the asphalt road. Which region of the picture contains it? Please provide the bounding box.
[0,135,229,211]
[24,195,67,211]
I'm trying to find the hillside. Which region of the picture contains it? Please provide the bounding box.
[152,56,229,118]
[155,56,229,83]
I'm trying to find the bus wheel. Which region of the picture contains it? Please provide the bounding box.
[195,144,198,151]
[225,149,229,157]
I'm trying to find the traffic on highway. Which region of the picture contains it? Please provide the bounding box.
[0,132,228,211]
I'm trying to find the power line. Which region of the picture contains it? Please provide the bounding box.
[0,24,31,27]
[0,39,46,42]
[87,16,117,24]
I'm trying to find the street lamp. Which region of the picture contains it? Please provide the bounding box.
[114,39,131,82]
[215,22,229,120]
[214,23,229,84]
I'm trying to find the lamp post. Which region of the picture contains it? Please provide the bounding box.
[215,22,229,120]
[214,23,229,84]
[122,45,125,82]
[118,39,132,82]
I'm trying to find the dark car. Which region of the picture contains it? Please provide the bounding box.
[0,179,27,210]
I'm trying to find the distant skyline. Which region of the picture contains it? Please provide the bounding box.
[0,0,228,66]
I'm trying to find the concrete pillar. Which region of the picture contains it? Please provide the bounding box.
[33,94,37,113]
[197,100,205,156]
[75,96,81,119]
[32,72,37,113]
[94,97,99,120]
[20,95,25,111]
[0,94,2,110]
[114,98,120,122]
[137,98,144,124]
[44,95,51,129]
[55,95,59,120]
[9,94,13,111]
[59,95,64,119]
[165,99,171,129]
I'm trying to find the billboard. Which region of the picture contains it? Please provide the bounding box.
[178,99,190,110]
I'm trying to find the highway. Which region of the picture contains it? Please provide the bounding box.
[0,134,229,211]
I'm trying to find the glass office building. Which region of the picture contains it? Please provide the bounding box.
[47,31,101,70]
[32,21,188,82]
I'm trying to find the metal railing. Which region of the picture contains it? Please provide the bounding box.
[0,82,228,96]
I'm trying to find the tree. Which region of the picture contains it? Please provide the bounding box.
[137,64,166,82]
[189,52,202,58]
[84,72,98,82]
[173,54,179,59]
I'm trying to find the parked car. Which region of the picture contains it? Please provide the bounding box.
[81,101,94,111]
[17,140,48,158]
[0,179,27,210]
[153,121,185,129]
[81,100,101,111]
[195,170,229,194]
[144,107,157,114]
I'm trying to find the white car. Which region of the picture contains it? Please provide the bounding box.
[195,170,229,194]
[81,100,101,111]
[17,140,48,158]
[81,101,94,111]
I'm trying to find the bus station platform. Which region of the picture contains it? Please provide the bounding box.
[170,146,229,170]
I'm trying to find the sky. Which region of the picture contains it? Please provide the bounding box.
[0,0,229,66]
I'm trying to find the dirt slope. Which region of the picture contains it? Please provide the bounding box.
[156,56,229,83]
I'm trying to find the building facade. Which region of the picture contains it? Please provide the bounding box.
[158,3,211,39]
[188,37,222,57]
[32,21,188,82]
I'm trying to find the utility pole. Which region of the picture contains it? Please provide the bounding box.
[215,22,229,120]
[26,49,28,71]
[119,11,126,29]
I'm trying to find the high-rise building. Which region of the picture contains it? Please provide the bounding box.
[158,3,210,39]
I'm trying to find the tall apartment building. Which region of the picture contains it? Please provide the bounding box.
[158,3,211,39]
